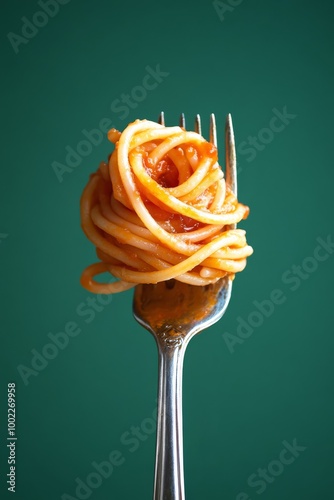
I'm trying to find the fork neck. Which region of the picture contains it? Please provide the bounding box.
[153,332,189,500]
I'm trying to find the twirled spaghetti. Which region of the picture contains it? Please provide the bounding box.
[80,119,253,294]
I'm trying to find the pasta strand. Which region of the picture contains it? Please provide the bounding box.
[80,119,253,293]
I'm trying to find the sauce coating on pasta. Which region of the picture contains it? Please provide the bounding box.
[80,119,253,294]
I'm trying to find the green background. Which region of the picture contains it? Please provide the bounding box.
[1,0,334,499]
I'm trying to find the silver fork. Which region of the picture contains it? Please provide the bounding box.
[133,112,237,500]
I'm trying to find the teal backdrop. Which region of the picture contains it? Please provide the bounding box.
[1,1,334,499]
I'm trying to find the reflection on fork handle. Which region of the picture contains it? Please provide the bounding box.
[153,334,187,500]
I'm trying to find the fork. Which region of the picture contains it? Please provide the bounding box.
[133,112,237,500]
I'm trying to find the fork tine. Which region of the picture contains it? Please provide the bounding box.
[158,112,165,126]
[225,113,237,198]
[159,112,237,198]
[194,114,202,135]
[209,113,217,147]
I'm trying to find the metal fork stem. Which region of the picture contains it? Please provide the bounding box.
[135,113,239,499]
[154,334,187,500]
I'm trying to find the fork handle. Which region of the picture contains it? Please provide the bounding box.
[153,337,187,500]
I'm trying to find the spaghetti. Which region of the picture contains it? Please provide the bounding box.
[80,119,253,294]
